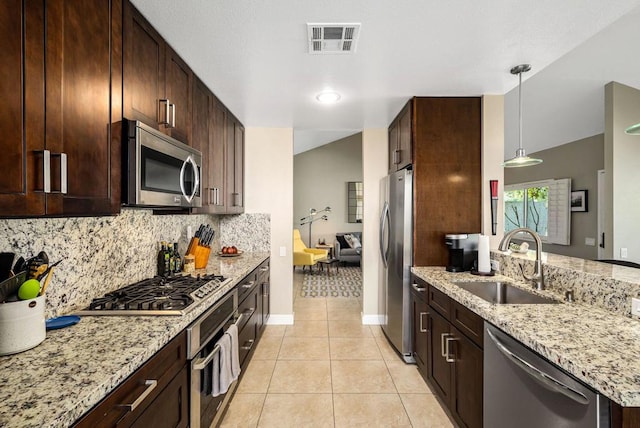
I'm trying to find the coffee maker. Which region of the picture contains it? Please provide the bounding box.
[445,233,480,272]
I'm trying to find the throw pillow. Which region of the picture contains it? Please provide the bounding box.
[344,234,362,249]
[336,234,350,248]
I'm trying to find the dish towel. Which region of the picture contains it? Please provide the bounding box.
[212,333,231,397]
[210,349,220,396]
[226,323,241,379]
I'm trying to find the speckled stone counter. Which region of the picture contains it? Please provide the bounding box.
[412,266,640,407]
[0,252,269,428]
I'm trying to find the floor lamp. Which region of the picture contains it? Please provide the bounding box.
[300,206,331,246]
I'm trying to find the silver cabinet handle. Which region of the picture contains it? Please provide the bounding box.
[393,149,400,165]
[412,283,426,293]
[117,379,157,411]
[41,150,51,193]
[241,281,255,289]
[260,266,269,272]
[159,99,171,126]
[486,328,589,405]
[242,307,255,318]
[440,333,451,357]
[170,103,176,128]
[232,192,241,207]
[208,188,214,205]
[60,153,67,194]
[241,339,255,351]
[419,312,428,333]
[445,337,457,363]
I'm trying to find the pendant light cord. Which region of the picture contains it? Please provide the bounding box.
[518,70,523,151]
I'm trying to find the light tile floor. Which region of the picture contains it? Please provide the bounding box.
[220,269,453,428]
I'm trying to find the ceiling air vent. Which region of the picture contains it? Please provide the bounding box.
[307,23,361,54]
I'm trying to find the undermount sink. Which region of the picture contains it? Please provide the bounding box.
[452,281,560,304]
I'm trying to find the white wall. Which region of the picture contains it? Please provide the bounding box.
[482,95,505,249]
[293,133,363,246]
[245,127,294,324]
[605,82,640,263]
[361,129,388,323]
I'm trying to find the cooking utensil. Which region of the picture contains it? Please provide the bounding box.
[12,257,26,274]
[36,259,63,281]
[39,266,55,296]
[0,271,27,303]
[0,253,15,282]
[36,251,49,265]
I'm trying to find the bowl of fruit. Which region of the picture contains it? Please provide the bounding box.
[218,246,243,257]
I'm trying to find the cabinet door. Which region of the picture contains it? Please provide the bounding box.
[397,103,412,170]
[131,366,189,428]
[191,78,212,210]
[451,326,483,428]
[225,119,244,213]
[412,293,430,373]
[45,0,122,216]
[123,2,165,130]
[388,119,399,173]
[0,0,46,216]
[207,97,227,213]
[428,310,452,405]
[165,47,192,144]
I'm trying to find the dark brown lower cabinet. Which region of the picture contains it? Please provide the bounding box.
[410,274,483,428]
[73,331,188,428]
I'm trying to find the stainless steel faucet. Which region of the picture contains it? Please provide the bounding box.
[498,227,545,290]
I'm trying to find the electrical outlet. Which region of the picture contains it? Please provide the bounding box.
[621,248,629,259]
[187,226,193,239]
[490,260,500,272]
[279,246,287,257]
[632,298,640,317]
[585,237,596,246]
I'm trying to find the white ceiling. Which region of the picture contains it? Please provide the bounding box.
[131,0,640,154]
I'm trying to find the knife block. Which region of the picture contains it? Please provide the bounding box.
[193,244,211,270]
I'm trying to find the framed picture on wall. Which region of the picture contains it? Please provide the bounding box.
[571,190,588,212]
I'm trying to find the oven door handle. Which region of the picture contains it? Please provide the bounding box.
[193,343,222,371]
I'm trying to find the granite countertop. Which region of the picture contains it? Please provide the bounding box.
[412,266,640,407]
[0,252,269,428]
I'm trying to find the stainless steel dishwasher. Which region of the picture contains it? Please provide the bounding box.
[484,322,610,428]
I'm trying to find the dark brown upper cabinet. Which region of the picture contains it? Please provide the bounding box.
[124,1,192,145]
[0,0,122,218]
[388,102,412,173]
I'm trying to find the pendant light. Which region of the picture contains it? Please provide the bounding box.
[625,122,640,135]
[503,64,543,168]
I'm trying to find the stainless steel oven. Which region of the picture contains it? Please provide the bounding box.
[122,120,201,208]
[187,289,242,428]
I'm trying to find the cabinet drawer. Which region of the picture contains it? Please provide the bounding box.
[131,366,188,428]
[429,284,451,319]
[238,315,257,367]
[238,288,258,331]
[74,331,187,428]
[410,275,428,302]
[237,270,258,303]
[451,300,484,348]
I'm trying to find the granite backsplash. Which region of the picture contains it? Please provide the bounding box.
[0,209,270,317]
[492,250,640,318]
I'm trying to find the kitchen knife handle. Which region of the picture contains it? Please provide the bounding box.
[117,380,157,411]
[159,99,170,126]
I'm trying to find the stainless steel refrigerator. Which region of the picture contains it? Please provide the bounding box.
[379,168,414,363]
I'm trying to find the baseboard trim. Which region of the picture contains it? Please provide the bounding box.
[362,314,384,325]
[266,314,294,325]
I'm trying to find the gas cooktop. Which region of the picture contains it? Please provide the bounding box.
[76,274,232,316]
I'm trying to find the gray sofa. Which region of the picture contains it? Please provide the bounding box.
[334,232,362,265]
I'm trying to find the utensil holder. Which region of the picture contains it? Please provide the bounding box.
[194,245,211,269]
[0,295,46,355]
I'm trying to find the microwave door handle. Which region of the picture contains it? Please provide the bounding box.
[179,155,200,203]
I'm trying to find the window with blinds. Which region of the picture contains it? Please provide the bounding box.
[504,178,571,245]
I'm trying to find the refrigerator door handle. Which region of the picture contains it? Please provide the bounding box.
[379,202,390,268]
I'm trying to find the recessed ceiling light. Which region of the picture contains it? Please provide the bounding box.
[316,91,341,103]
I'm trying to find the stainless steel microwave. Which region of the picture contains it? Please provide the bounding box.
[122,120,202,208]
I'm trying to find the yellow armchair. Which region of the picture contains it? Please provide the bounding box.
[293,229,328,271]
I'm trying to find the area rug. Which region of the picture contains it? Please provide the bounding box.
[301,266,362,298]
